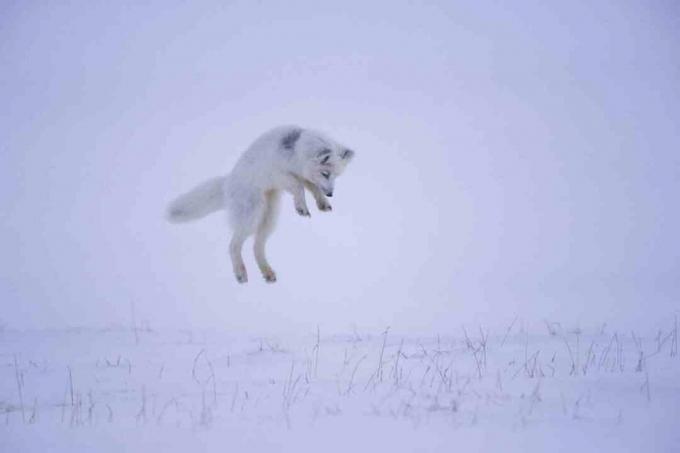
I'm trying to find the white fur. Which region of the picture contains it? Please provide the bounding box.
[167,176,225,223]
[167,125,355,283]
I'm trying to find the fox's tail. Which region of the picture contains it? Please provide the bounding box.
[166,176,226,223]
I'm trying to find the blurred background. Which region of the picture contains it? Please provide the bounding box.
[1,0,678,334]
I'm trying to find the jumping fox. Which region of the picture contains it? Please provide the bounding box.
[167,126,355,283]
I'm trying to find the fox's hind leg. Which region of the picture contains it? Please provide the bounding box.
[254,190,280,283]
[225,186,266,284]
[230,230,249,283]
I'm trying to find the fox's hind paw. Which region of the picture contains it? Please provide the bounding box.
[234,268,248,284]
[262,269,277,283]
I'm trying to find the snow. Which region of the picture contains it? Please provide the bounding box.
[2,320,678,452]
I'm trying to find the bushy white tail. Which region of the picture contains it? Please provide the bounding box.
[166,176,226,223]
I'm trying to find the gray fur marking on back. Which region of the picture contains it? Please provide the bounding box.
[280,128,302,155]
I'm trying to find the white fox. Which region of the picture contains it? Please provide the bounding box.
[167,125,355,283]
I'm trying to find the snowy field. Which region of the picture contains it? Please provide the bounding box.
[1,318,679,452]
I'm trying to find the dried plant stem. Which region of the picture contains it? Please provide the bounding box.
[14,355,25,423]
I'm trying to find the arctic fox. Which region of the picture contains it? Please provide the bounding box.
[167,125,355,283]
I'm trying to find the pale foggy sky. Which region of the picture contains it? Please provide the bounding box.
[1,1,679,334]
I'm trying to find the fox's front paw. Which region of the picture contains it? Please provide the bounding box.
[318,201,332,212]
[296,206,311,217]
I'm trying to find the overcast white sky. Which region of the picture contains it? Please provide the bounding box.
[1,0,679,334]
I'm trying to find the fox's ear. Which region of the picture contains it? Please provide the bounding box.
[316,148,332,164]
[341,148,355,162]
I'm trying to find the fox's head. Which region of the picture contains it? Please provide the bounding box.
[284,127,355,197]
[303,146,355,197]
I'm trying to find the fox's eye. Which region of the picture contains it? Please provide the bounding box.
[321,171,330,179]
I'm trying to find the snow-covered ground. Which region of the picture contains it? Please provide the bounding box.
[1,319,679,452]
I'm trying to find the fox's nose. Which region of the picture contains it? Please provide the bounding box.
[326,191,333,197]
